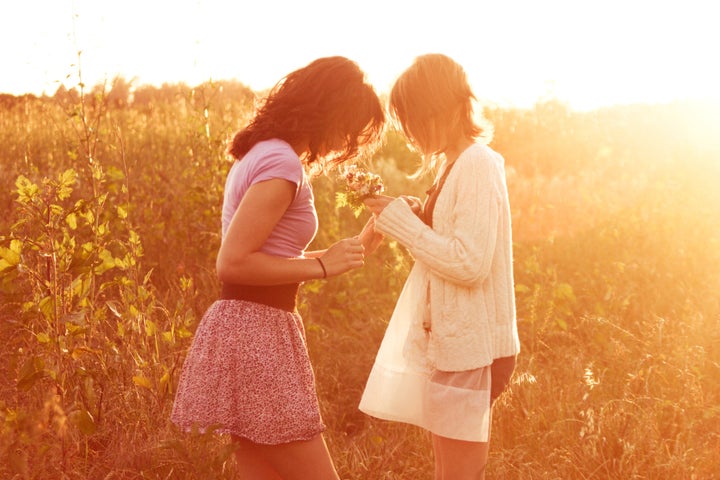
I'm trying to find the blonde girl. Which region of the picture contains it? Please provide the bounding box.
[360,53,520,480]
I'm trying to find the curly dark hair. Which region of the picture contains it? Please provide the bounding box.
[228,56,385,169]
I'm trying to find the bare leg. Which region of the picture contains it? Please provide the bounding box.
[234,436,283,480]
[233,434,339,480]
[432,434,489,480]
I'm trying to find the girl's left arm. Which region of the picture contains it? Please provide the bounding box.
[373,155,501,285]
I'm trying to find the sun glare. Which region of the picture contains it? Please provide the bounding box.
[2,0,719,112]
[684,102,720,149]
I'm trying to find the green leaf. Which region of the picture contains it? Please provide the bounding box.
[114,255,128,269]
[81,210,95,225]
[17,356,45,390]
[0,245,21,266]
[94,248,116,275]
[145,319,157,336]
[106,165,125,182]
[36,332,51,344]
[38,296,55,322]
[335,191,349,208]
[66,212,78,230]
[0,240,21,272]
[66,323,89,336]
[15,175,38,203]
[133,375,152,389]
[57,169,77,200]
[71,276,92,300]
[160,370,171,391]
[10,239,22,253]
[554,283,576,302]
[69,408,96,435]
[177,327,192,339]
[130,230,142,246]
[60,168,77,185]
[352,204,364,218]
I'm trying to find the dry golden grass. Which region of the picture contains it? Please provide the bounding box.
[1,85,718,479]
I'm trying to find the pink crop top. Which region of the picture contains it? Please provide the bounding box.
[221,139,318,258]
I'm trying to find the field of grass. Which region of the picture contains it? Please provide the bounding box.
[1,80,718,479]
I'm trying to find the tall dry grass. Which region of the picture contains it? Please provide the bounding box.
[1,81,718,479]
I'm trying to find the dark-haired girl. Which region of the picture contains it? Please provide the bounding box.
[172,56,385,480]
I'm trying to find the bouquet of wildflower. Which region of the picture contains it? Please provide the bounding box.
[336,164,385,216]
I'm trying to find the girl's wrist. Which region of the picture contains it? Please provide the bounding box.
[315,257,328,279]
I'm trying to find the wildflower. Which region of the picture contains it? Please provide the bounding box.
[336,164,384,216]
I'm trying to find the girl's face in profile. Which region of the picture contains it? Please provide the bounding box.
[407,118,443,157]
[316,132,346,159]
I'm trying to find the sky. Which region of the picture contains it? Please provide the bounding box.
[2,0,718,111]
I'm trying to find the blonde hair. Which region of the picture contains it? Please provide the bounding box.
[389,53,491,177]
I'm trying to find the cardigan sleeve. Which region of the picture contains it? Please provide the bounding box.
[375,150,501,286]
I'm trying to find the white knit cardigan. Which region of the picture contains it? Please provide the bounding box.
[374,143,520,371]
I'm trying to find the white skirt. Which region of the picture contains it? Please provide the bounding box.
[359,266,491,442]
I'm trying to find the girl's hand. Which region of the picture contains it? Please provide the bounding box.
[358,216,384,255]
[319,237,365,276]
[362,194,395,216]
[400,195,423,215]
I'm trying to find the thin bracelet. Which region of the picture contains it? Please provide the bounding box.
[315,257,327,279]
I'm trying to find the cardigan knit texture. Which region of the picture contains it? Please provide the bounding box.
[374,143,520,371]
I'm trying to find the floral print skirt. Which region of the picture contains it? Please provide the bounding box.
[171,300,325,444]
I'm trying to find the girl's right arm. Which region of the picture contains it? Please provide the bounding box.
[365,155,500,286]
